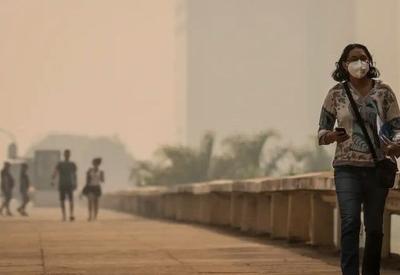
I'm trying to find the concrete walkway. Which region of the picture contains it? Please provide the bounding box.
[0,207,398,275]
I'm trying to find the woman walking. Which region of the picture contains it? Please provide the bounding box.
[82,158,104,221]
[318,43,400,275]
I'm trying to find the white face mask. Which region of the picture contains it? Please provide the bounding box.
[347,60,370,79]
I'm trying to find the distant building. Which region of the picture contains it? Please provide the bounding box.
[6,150,60,206]
[176,0,400,146]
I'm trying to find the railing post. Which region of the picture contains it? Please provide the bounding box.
[287,191,311,242]
[255,193,271,234]
[181,193,194,221]
[191,194,202,222]
[270,192,289,239]
[240,193,258,232]
[121,195,129,212]
[175,193,186,221]
[199,193,212,224]
[310,192,334,246]
[132,196,139,214]
[230,192,244,228]
[155,194,164,218]
[211,192,231,226]
[165,194,177,219]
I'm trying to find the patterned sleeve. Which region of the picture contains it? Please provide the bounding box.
[318,89,336,145]
[383,86,400,142]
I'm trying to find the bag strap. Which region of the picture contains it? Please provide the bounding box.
[343,81,378,163]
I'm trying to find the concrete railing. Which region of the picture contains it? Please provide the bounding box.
[102,172,400,257]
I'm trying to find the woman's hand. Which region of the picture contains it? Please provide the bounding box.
[381,136,400,158]
[324,130,350,144]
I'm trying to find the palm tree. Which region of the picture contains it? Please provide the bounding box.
[129,160,155,186]
[210,130,277,179]
[291,137,332,173]
[130,132,216,186]
[262,137,332,177]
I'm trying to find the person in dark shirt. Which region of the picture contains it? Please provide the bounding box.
[17,163,30,216]
[0,162,14,216]
[51,150,77,221]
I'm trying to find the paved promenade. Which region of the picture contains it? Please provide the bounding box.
[0,207,398,275]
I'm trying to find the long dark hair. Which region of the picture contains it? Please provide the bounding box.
[331,43,380,82]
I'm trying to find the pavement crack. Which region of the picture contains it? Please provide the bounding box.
[127,234,199,274]
[38,229,47,275]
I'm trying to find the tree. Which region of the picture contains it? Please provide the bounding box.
[130,131,332,186]
[262,137,332,177]
[291,137,332,173]
[129,132,215,185]
[210,131,277,179]
[129,160,154,186]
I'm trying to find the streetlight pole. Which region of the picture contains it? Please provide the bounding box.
[0,128,17,159]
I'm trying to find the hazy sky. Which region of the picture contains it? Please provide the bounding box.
[0,0,177,161]
[1,0,399,164]
[181,0,400,148]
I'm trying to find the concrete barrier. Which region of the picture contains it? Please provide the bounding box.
[102,172,400,257]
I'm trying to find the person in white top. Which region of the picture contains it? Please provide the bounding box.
[82,158,104,221]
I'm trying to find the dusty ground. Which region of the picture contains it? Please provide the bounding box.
[0,207,398,275]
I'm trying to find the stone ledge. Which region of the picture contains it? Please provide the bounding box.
[108,171,400,197]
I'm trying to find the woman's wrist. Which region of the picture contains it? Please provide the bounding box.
[323,131,336,144]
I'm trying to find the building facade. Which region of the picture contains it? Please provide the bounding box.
[176,0,400,146]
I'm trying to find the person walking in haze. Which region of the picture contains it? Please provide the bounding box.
[51,149,77,221]
[82,158,104,221]
[17,163,30,216]
[0,162,14,216]
[318,43,400,275]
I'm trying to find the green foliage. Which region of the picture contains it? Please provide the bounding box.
[129,160,155,186]
[210,131,276,179]
[290,137,332,173]
[130,131,333,186]
[262,147,290,176]
[130,132,215,186]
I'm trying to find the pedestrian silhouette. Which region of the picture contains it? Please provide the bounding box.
[17,163,30,216]
[0,162,14,216]
[51,149,77,221]
[82,158,104,221]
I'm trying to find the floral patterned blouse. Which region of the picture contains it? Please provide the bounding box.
[318,80,400,167]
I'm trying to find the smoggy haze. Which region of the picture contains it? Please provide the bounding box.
[1,0,400,163]
[0,0,177,161]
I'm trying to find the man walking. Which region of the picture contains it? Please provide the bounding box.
[17,163,30,216]
[52,150,77,221]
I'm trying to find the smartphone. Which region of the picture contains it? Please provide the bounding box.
[335,127,347,135]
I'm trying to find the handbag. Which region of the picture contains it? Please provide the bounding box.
[343,81,398,188]
[81,169,92,196]
[82,184,90,196]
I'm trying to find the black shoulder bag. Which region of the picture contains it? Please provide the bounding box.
[343,81,398,188]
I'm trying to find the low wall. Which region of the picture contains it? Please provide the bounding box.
[102,172,400,258]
